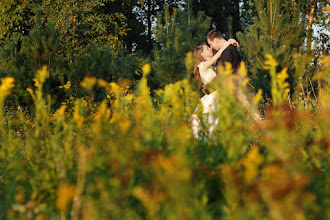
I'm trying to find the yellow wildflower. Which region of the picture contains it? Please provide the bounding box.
[94,102,110,122]
[33,78,39,87]
[184,51,194,74]
[242,78,250,87]
[252,89,263,107]
[109,82,120,93]
[73,102,84,128]
[118,117,130,133]
[56,184,75,211]
[265,53,278,68]
[132,186,166,218]
[83,99,88,108]
[276,67,289,84]
[63,81,71,90]
[80,77,97,90]
[0,77,15,97]
[238,62,248,77]
[36,65,49,85]
[97,79,108,88]
[142,63,151,76]
[241,146,264,184]
[54,105,66,117]
[217,62,232,76]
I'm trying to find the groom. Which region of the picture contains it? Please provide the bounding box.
[204,30,241,93]
[207,30,241,74]
[203,30,262,119]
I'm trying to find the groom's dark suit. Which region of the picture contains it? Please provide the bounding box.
[216,44,241,74]
[204,44,241,93]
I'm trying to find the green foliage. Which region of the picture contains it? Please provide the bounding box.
[237,0,306,97]
[68,42,142,103]
[0,55,329,219]
[240,0,258,30]
[21,14,61,71]
[151,2,212,88]
[0,15,67,111]
[0,1,329,219]
[131,0,186,53]
[41,0,128,56]
[0,12,141,111]
[0,0,41,41]
[192,0,243,38]
[0,0,128,56]
[297,0,330,56]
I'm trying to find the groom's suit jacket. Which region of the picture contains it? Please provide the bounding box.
[204,44,241,93]
[216,44,241,74]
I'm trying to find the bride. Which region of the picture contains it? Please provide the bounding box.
[191,39,238,138]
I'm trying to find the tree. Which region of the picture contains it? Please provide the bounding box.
[300,0,330,56]
[192,0,242,38]
[0,0,42,43]
[150,1,212,89]
[0,0,129,58]
[0,14,68,110]
[21,14,61,72]
[41,0,129,57]
[131,0,186,54]
[112,0,149,54]
[236,0,306,96]
[240,0,258,29]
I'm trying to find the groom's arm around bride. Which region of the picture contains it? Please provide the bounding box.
[204,30,241,93]
[204,30,262,120]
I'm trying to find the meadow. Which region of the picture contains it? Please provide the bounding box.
[0,54,329,219]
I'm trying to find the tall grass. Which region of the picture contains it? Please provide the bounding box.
[0,55,329,219]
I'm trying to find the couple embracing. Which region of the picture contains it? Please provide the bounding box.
[191,30,242,137]
[194,30,241,96]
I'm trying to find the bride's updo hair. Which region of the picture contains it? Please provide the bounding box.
[193,45,206,89]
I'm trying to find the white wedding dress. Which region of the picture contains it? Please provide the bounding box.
[191,62,219,138]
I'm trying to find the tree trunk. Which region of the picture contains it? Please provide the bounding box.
[233,0,242,37]
[307,0,316,54]
[147,0,152,44]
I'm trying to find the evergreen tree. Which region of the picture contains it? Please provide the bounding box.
[150,0,212,89]
[114,0,149,54]
[71,42,141,85]
[1,14,66,110]
[41,0,129,57]
[240,0,258,30]
[21,14,61,72]
[0,0,129,57]
[132,0,186,54]
[192,0,242,38]
[0,0,42,43]
[0,33,34,106]
[236,0,306,97]
[69,42,142,102]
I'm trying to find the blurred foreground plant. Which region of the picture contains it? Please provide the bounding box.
[0,56,329,219]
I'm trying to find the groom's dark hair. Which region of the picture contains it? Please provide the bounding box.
[207,30,224,41]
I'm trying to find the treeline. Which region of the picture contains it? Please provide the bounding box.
[0,0,329,111]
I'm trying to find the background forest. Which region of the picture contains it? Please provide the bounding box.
[0,0,329,219]
[0,0,329,101]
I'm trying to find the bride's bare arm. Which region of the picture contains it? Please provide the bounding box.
[203,42,231,69]
[203,39,239,70]
[228,38,239,48]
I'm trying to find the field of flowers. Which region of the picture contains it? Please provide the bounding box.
[0,55,329,219]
